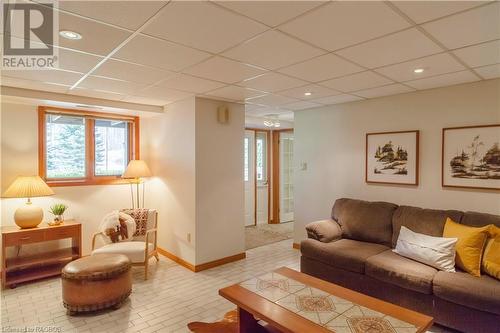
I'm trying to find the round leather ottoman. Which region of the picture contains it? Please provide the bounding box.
[62,254,132,315]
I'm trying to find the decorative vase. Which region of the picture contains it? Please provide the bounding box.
[48,215,64,226]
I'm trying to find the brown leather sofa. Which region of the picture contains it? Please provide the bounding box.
[301,198,500,333]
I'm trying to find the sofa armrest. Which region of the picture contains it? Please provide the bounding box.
[305,219,342,243]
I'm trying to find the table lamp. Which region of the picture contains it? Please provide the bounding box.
[3,176,54,228]
[122,160,152,209]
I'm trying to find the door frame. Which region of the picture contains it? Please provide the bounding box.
[271,129,294,224]
[245,127,272,225]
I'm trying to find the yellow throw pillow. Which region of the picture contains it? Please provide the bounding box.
[482,225,500,280]
[443,218,489,276]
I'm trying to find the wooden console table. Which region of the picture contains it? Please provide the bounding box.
[1,221,81,288]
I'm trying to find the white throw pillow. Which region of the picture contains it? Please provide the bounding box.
[394,226,458,272]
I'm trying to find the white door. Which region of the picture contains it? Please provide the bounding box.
[244,130,255,226]
[256,132,268,224]
[279,132,294,223]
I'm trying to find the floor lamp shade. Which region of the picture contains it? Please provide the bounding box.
[3,176,54,229]
[122,160,152,209]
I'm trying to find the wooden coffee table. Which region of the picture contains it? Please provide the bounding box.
[219,267,433,333]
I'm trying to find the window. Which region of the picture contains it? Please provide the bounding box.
[244,137,249,182]
[39,106,139,186]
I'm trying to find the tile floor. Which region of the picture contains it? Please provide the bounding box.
[1,239,452,333]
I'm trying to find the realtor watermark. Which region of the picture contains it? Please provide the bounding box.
[2,1,59,70]
[1,326,62,333]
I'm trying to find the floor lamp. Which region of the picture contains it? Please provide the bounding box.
[122,160,152,209]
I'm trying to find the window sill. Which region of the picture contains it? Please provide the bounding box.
[46,178,131,187]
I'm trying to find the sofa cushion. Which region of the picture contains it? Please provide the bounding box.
[461,211,500,228]
[366,250,438,294]
[300,238,389,274]
[332,198,397,247]
[433,271,500,315]
[391,205,463,247]
[305,219,342,243]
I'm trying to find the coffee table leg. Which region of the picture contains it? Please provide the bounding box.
[238,307,259,333]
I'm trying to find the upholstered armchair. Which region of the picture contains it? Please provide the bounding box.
[92,209,158,279]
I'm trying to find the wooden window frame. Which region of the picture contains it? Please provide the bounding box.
[38,106,140,187]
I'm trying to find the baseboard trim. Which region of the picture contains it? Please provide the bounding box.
[157,247,246,272]
[293,242,300,250]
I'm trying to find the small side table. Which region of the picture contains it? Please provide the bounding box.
[1,220,82,288]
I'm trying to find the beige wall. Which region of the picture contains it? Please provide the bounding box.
[195,97,245,264]
[0,102,144,256]
[294,79,500,243]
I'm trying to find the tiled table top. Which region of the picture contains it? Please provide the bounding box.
[239,271,419,333]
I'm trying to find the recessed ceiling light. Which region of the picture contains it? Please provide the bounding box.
[59,30,82,40]
[413,68,424,74]
[304,92,312,96]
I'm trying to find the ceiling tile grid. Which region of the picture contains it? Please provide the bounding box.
[1,0,497,116]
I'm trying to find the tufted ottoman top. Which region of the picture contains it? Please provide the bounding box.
[62,254,131,281]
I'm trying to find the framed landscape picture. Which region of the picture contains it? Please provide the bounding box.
[366,130,419,185]
[442,124,500,190]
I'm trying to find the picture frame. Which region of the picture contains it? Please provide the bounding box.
[442,124,500,190]
[366,130,419,185]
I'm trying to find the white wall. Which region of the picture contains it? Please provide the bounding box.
[195,98,245,264]
[294,79,500,243]
[142,98,197,264]
[0,102,145,256]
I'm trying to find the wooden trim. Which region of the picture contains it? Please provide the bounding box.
[157,247,246,272]
[365,130,420,186]
[292,242,300,250]
[267,130,272,224]
[253,132,257,226]
[38,106,140,187]
[441,124,500,191]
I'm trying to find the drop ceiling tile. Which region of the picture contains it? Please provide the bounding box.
[320,71,393,92]
[184,56,266,84]
[93,59,173,85]
[278,84,341,100]
[283,100,322,110]
[312,94,364,105]
[79,76,146,95]
[245,103,266,112]
[71,87,126,101]
[336,28,442,68]
[279,1,410,51]
[56,48,103,73]
[215,1,325,27]
[247,107,293,117]
[392,1,487,24]
[375,53,466,82]
[206,86,267,101]
[142,1,267,53]
[137,84,193,103]
[404,70,479,90]
[422,2,500,49]
[222,30,325,70]
[0,77,70,94]
[1,69,83,86]
[246,94,299,106]
[474,64,500,79]
[278,54,364,82]
[113,35,211,71]
[122,95,169,106]
[239,72,308,92]
[452,40,500,68]
[58,11,131,56]
[59,1,167,30]
[155,73,226,93]
[354,84,415,98]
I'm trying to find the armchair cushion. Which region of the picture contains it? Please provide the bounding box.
[306,219,342,243]
[92,241,154,263]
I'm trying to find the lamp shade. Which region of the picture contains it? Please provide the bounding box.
[3,176,54,198]
[122,160,152,179]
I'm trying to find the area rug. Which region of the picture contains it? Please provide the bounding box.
[245,222,294,250]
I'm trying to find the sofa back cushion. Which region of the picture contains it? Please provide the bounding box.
[461,211,500,228]
[392,206,463,247]
[332,198,397,247]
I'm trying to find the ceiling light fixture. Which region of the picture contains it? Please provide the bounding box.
[413,68,424,74]
[264,114,280,128]
[59,30,82,40]
[304,92,312,96]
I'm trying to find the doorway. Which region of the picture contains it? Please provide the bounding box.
[244,128,294,250]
